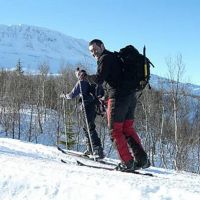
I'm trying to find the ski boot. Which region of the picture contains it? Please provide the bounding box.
[115,159,136,172]
[127,137,150,169]
[93,146,105,159]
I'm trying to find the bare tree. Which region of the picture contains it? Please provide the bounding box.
[165,54,187,170]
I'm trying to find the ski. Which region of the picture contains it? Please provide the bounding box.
[58,146,88,158]
[76,160,154,177]
[57,146,116,166]
[59,147,153,177]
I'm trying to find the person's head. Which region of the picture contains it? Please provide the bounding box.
[89,39,105,60]
[80,69,87,79]
[75,68,87,80]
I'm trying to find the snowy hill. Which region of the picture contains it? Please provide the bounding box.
[0,24,200,96]
[0,24,95,73]
[150,74,200,97]
[1,138,200,200]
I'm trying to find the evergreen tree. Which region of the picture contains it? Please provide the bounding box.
[15,59,24,75]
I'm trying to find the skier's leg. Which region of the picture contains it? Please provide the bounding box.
[123,92,150,168]
[85,103,104,158]
[82,127,92,155]
[107,98,135,170]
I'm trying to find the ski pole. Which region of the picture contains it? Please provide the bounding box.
[78,79,96,161]
[62,95,68,149]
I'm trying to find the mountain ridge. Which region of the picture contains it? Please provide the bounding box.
[0,24,95,73]
[0,24,200,96]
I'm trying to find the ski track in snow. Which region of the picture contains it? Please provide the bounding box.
[1,138,200,200]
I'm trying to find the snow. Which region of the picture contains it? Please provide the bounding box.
[1,138,200,200]
[0,24,96,73]
[150,74,200,97]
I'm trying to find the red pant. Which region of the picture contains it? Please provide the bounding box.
[107,93,143,163]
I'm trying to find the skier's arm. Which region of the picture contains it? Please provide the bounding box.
[65,82,81,99]
[87,55,110,85]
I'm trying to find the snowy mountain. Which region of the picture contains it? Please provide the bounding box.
[1,138,200,200]
[0,24,200,96]
[0,24,95,73]
[150,74,200,97]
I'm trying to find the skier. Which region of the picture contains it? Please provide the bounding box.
[60,68,105,159]
[88,39,150,171]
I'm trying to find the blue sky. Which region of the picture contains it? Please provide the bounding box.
[0,0,199,84]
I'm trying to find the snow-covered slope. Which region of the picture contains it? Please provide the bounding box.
[0,24,95,73]
[150,74,200,96]
[1,138,200,200]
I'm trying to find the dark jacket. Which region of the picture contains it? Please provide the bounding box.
[67,80,94,106]
[67,79,105,106]
[88,50,134,98]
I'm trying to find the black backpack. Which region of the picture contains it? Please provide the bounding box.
[114,45,154,91]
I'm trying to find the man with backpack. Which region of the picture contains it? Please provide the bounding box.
[88,39,150,171]
[60,68,105,159]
